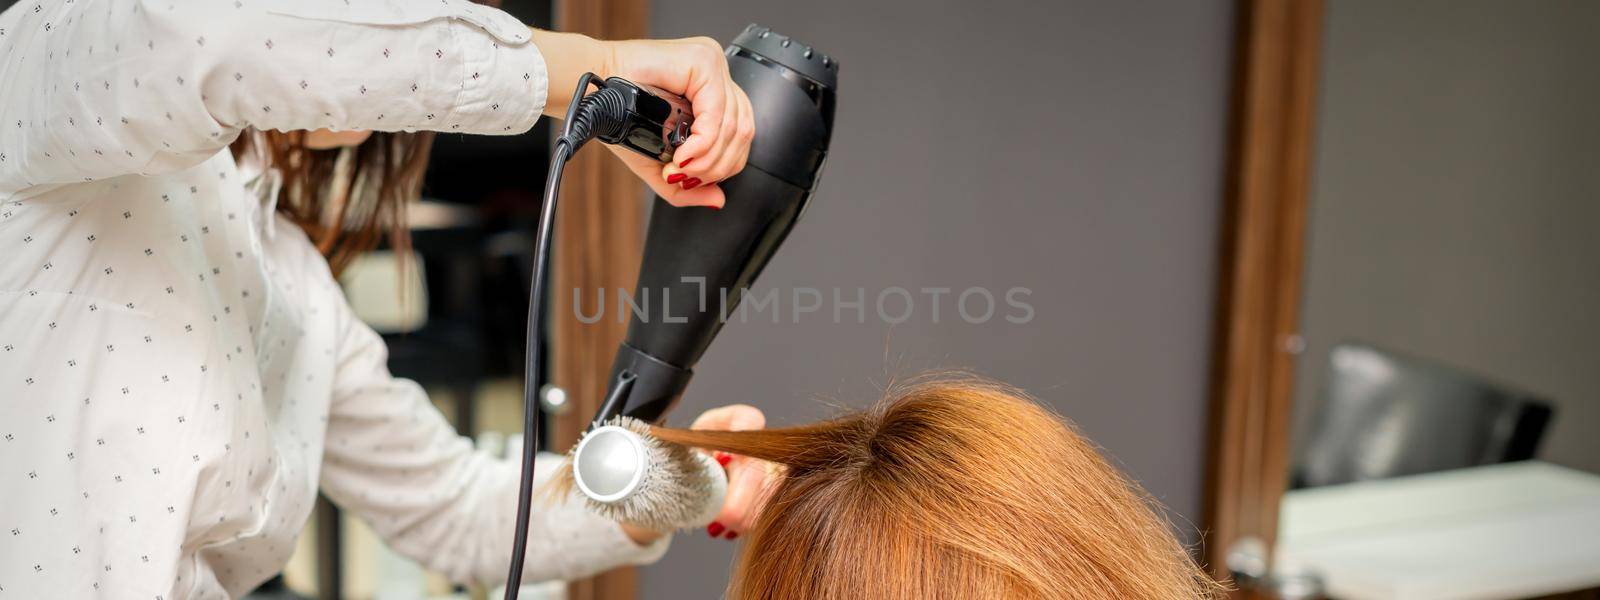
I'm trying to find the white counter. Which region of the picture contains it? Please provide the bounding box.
[1275,461,1600,600]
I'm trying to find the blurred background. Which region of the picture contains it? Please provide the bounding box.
[1265,2,1599,599]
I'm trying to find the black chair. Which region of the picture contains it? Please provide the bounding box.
[1292,342,1554,489]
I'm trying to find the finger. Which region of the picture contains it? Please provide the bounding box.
[704,84,754,183]
[664,184,725,209]
[698,404,768,533]
[716,457,772,532]
[691,404,765,431]
[658,161,712,201]
[672,65,726,169]
[700,83,748,184]
[607,145,722,208]
[659,161,685,184]
[676,92,734,184]
[697,81,743,182]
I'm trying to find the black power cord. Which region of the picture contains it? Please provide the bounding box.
[503,73,632,600]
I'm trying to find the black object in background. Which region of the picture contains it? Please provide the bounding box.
[1294,342,1554,488]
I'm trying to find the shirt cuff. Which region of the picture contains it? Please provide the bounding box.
[595,518,674,567]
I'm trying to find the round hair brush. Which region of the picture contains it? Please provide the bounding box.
[564,416,727,532]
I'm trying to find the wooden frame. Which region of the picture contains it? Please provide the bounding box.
[1202,0,1323,590]
[549,1,649,599]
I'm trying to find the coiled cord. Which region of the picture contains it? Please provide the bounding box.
[559,84,629,151]
[503,73,631,600]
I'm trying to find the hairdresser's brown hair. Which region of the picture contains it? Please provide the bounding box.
[230,129,434,276]
[651,375,1223,599]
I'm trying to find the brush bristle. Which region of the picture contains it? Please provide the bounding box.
[543,416,726,532]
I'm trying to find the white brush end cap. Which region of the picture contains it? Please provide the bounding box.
[571,420,729,531]
[573,425,647,503]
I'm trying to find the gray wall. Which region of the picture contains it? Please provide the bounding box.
[644,1,1235,597]
[1292,0,1600,474]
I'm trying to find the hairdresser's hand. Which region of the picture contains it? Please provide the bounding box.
[692,404,773,540]
[606,37,754,209]
[531,30,751,207]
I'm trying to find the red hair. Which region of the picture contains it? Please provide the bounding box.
[650,374,1223,599]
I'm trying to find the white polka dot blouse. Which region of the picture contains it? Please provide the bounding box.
[0,0,669,597]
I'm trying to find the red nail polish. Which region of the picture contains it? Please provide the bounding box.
[725,531,739,540]
[666,173,686,184]
[682,178,702,190]
[678,157,695,168]
[715,452,732,467]
[707,522,725,537]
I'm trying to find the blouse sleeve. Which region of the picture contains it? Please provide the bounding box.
[318,294,670,587]
[0,0,548,192]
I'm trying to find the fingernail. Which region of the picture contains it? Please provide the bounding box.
[682,178,702,190]
[715,452,732,466]
[678,157,695,168]
[707,522,725,537]
[666,173,686,184]
[724,531,739,540]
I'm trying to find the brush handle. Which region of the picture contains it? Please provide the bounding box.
[685,451,730,528]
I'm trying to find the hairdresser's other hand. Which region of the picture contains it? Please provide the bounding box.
[605,37,754,209]
[692,404,772,539]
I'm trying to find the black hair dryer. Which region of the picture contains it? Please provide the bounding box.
[592,25,838,426]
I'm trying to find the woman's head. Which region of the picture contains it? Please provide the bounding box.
[650,374,1222,599]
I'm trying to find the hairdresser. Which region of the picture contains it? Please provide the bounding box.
[0,0,773,595]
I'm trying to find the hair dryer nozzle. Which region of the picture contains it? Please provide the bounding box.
[593,26,839,426]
